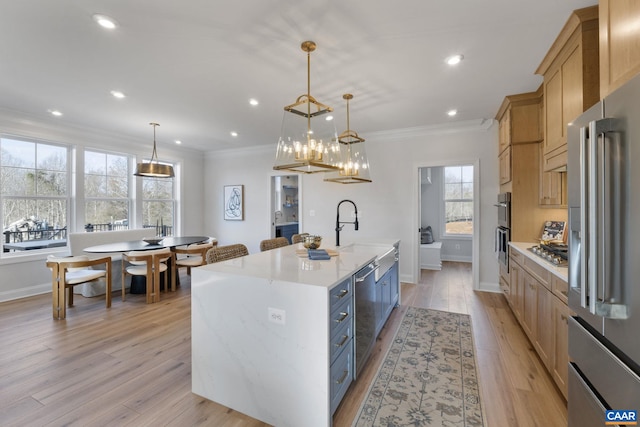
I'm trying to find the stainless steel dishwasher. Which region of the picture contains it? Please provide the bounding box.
[354,261,377,377]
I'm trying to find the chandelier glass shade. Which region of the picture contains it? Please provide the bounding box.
[273,41,342,173]
[134,122,175,178]
[324,94,372,184]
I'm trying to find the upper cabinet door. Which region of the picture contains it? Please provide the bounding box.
[600,0,640,98]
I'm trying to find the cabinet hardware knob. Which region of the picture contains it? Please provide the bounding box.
[335,335,349,347]
[335,312,349,323]
[336,370,349,385]
[335,289,349,299]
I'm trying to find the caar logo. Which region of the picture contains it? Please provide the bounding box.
[606,410,637,425]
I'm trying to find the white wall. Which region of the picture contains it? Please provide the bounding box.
[0,110,205,301]
[205,120,499,290]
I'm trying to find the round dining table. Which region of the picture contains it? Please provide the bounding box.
[84,236,210,294]
[83,235,209,253]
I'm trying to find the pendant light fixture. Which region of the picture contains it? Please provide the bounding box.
[134,122,175,178]
[324,94,372,183]
[273,41,342,173]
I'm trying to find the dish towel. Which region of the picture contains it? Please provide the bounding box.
[308,249,331,260]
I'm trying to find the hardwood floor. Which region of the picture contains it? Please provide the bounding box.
[0,262,566,426]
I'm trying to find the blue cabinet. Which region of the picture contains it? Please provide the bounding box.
[275,223,299,243]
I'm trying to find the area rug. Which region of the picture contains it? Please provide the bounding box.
[352,307,485,427]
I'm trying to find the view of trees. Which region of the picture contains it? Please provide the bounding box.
[2,138,176,244]
[444,165,473,235]
[1,138,68,231]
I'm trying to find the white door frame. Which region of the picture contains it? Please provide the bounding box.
[412,159,480,289]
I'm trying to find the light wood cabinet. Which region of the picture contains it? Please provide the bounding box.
[536,6,600,172]
[599,0,640,97]
[552,292,570,398]
[508,247,568,398]
[499,146,511,185]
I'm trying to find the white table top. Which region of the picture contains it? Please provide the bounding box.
[197,240,399,289]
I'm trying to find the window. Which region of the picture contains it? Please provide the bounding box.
[142,163,175,236]
[84,150,131,231]
[443,165,473,235]
[1,137,69,251]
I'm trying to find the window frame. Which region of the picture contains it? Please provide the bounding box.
[1,135,71,257]
[440,164,474,239]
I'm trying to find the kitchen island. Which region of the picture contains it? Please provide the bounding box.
[191,240,399,427]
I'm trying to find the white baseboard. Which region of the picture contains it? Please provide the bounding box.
[0,283,50,303]
[441,254,473,263]
[478,281,501,293]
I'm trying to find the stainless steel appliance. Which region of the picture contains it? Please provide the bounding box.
[568,73,640,426]
[495,192,511,270]
[527,243,568,267]
[354,260,376,377]
[354,247,397,377]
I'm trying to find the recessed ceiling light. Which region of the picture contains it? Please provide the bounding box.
[93,14,118,29]
[249,99,259,106]
[175,140,182,145]
[447,109,457,117]
[446,54,464,66]
[49,110,63,117]
[110,90,125,99]
[230,131,238,137]
[325,115,333,121]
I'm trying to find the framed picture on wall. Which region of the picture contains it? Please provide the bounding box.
[224,185,244,221]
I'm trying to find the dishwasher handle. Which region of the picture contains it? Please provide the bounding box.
[355,263,378,282]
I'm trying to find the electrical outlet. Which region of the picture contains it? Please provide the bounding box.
[268,307,286,325]
[455,244,460,250]
[310,210,315,217]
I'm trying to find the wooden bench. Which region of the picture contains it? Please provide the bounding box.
[68,229,156,296]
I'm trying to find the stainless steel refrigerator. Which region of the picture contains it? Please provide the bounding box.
[568,73,640,426]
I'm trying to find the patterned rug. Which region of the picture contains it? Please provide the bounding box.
[352,307,485,427]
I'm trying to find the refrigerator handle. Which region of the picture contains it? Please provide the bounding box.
[590,118,629,319]
[579,125,590,311]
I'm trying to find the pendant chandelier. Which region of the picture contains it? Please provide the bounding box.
[324,94,372,184]
[273,41,342,173]
[134,122,175,178]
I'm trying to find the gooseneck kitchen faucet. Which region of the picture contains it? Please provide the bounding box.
[335,199,359,246]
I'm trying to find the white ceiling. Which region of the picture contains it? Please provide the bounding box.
[0,0,596,153]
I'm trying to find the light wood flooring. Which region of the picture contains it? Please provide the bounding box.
[0,262,566,426]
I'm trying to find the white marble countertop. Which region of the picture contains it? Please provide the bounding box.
[510,241,568,281]
[197,240,399,289]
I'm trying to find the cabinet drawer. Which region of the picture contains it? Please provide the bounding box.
[330,278,352,313]
[551,274,569,305]
[330,297,353,336]
[523,257,551,289]
[330,337,353,414]
[330,317,353,364]
[510,249,523,266]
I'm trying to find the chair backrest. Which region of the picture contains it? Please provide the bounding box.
[124,248,171,264]
[259,237,290,252]
[206,244,249,263]
[291,233,309,244]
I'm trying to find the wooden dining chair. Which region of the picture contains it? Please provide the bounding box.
[122,248,171,304]
[172,241,216,277]
[259,237,290,252]
[46,255,112,319]
[205,244,249,263]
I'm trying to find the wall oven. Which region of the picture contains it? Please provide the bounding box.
[495,192,511,270]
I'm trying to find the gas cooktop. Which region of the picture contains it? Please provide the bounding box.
[527,243,568,267]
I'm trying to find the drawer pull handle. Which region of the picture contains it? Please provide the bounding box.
[335,289,349,299]
[335,335,349,348]
[561,290,568,296]
[336,370,349,385]
[560,314,568,323]
[335,312,349,323]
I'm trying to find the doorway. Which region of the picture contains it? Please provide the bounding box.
[269,174,301,243]
[416,161,479,289]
